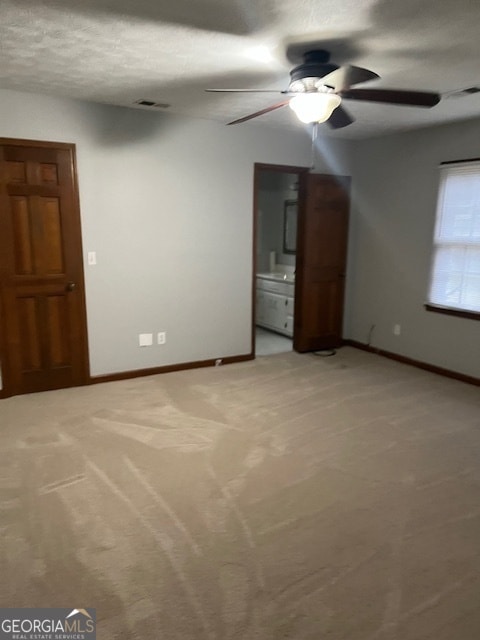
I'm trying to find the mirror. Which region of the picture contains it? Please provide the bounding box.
[283,200,297,254]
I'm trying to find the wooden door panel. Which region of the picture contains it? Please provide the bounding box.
[40,197,64,274]
[17,296,42,371]
[294,173,350,352]
[8,161,26,183]
[40,163,59,185]
[11,196,35,275]
[301,281,342,336]
[46,294,71,366]
[10,194,65,276]
[305,210,348,266]
[4,281,82,393]
[0,139,89,396]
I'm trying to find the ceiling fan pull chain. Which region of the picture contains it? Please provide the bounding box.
[311,122,318,170]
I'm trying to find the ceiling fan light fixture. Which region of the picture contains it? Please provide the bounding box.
[289,92,341,124]
[289,77,332,93]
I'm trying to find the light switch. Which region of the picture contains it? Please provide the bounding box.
[88,251,97,265]
[139,333,153,346]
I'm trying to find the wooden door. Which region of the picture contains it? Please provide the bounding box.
[0,139,89,396]
[294,173,350,352]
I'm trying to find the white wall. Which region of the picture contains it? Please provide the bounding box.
[346,118,480,379]
[2,88,477,383]
[0,88,352,378]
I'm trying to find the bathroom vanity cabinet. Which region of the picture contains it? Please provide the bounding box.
[256,274,294,337]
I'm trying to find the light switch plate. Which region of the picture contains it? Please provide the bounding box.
[139,333,153,346]
[88,251,97,265]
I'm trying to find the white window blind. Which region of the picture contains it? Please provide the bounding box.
[428,161,480,314]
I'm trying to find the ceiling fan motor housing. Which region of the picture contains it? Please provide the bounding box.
[289,50,338,90]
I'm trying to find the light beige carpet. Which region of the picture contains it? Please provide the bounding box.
[1,347,480,639]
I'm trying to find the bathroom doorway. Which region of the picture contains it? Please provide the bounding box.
[253,163,308,356]
[252,163,351,357]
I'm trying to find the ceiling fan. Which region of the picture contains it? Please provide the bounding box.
[206,49,441,128]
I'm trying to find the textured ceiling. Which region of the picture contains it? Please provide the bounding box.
[2,0,480,138]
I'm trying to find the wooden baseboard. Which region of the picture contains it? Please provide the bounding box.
[0,353,254,398]
[343,339,479,387]
[88,352,254,385]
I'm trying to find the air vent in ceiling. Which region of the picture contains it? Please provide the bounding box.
[134,99,171,109]
[446,87,480,99]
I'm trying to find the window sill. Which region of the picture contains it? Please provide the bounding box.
[425,304,480,321]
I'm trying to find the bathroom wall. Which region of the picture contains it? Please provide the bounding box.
[257,170,299,272]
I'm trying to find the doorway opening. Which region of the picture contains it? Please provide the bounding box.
[252,163,308,357]
[252,164,351,358]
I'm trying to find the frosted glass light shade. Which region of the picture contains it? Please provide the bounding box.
[289,93,342,124]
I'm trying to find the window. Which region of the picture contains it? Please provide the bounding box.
[427,160,480,317]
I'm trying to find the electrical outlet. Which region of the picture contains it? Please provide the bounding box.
[139,333,153,346]
[393,324,401,336]
[157,332,166,345]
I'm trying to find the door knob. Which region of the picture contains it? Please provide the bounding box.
[66,282,76,292]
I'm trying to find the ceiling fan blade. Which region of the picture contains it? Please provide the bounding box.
[227,99,291,125]
[206,88,286,93]
[340,88,441,107]
[321,66,379,91]
[328,105,355,129]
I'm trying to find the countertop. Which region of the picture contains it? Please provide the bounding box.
[256,272,295,284]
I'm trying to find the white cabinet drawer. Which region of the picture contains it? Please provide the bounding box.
[256,277,294,296]
[285,296,294,315]
[256,292,294,338]
[256,290,267,324]
[285,316,294,335]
